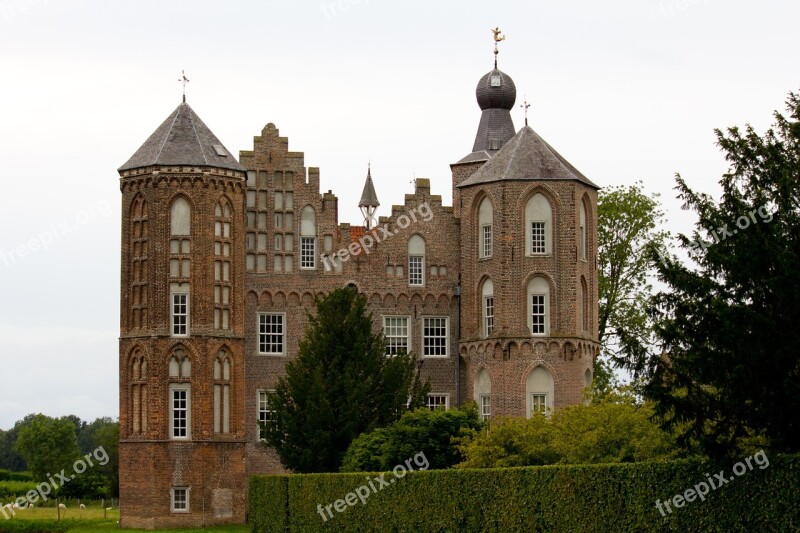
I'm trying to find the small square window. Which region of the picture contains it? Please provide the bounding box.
[427,393,449,411]
[172,487,189,512]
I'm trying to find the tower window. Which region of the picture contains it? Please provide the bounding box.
[531,294,546,335]
[258,390,275,440]
[300,237,316,269]
[480,394,491,421]
[171,293,189,337]
[482,225,492,257]
[530,393,547,416]
[170,384,191,439]
[408,256,424,286]
[490,75,501,87]
[530,222,546,254]
[171,487,189,513]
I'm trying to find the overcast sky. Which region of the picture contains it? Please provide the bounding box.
[0,0,796,429]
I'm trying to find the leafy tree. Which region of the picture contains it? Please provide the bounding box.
[621,92,800,458]
[0,414,38,471]
[340,405,484,472]
[457,394,677,468]
[93,421,120,497]
[14,415,81,489]
[262,286,430,473]
[595,182,669,393]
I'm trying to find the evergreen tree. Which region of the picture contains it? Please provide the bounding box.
[623,91,800,457]
[262,286,429,472]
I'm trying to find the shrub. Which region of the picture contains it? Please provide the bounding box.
[250,454,800,532]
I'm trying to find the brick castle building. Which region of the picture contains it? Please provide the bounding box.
[117,55,600,528]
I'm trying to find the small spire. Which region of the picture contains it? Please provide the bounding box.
[491,27,505,68]
[359,164,380,230]
[178,70,190,103]
[520,95,531,126]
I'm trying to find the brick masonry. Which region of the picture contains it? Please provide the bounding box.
[118,113,599,529]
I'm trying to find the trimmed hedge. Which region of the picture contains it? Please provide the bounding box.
[0,471,32,482]
[0,481,38,501]
[250,455,800,532]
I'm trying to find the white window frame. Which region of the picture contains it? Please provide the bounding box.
[169,384,191,440]
[258,313,286,355]
[171,487,189,513]
[531,293,547,336]
[483,296,494,338]
[300,236,316,269]
[408,255,424,286]
[422,316,449,358]
[481,224,492,258]
[426,393,450,411]
[530,221,547,255]
[480,394,491,421]
[383,316,410,356]
[257,389,275,441]
[171,292,189,337]
[530,392,548,416]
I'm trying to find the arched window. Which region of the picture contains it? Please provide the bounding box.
[482,278,494,337]
[525,193,553,255]
[478,197,493,258]
[580,276,589,333]
[526,366,554,417]
[527,277,550,336]
[170,197,191,337]
[168,346,191,440]
[129,195,148,330]
[579,200,588,261]
[584,368,592,388]
[474,368,491,421]
[300,206,316,269]
[214,200,233,330]
[214,350,232,434]
[130,349,148,435]
[408,235,425,287]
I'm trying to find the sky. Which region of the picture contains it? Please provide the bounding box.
[0,0,797,430]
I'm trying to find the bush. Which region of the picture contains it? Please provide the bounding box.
[250,454,800,531]
[0,470,32,482]
[458,400,678,468]
[341,406,484,472]
[0,480,37,501]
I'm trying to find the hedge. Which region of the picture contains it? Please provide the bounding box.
[249,454,800,532]
[0,481,38,501]
[0,471,32,482]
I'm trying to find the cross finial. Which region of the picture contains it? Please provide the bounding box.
[491,27,505,68]
[178,70,190,103]
[520,95,531,126]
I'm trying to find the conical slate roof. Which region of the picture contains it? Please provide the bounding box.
[358,168,380,207]
[457,125,599,189]
[119,102,245,172]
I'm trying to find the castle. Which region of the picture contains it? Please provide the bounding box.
[117,49,600,528]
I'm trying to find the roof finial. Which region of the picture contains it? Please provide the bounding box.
[178,70,190,103]
[491,27,505,68]
[520,94,530,126]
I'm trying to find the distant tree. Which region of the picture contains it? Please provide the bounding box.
[93,421,120,497]
[457,393,678,469]
[341,406,484,472]
[262,287,430,473]
[14,415,81,488]
[0,414,39,472]
[621,91,800,458]
[595,182,669,394]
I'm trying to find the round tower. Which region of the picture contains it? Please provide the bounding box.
[454,61,600,421]
[117,101,248,528]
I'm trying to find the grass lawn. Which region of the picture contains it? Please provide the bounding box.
[0,507,248,532]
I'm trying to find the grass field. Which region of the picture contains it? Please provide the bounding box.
[0,506,249,532]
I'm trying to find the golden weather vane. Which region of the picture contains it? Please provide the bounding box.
[178,70,190,103]
[492,27,505,67]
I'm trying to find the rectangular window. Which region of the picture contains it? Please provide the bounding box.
[531,294,546,335]
[484,296,494,337]
[427,393,449,411]
[383,316,409,355]
[258,314,285,355]
[170,386,190,439]
[300,237,316,269]
[258,390,275,440]
[482,224,492,258]
[530,393,547,416]
[171,293,188,336]
[172,487,189,513]
[422,317,448,357]
[480,394,491,421]
[531,222,546,254]
[408,255,424,286]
